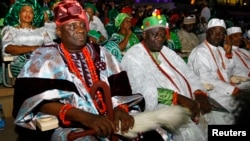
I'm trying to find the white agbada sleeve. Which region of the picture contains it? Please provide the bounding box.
[160,47,207,95]
[231,47,250,78]
[121,44,159,111]
[188,43,236,95]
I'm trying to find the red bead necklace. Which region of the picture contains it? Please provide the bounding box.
[60,43,107,114]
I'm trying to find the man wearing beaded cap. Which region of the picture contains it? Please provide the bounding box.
[121,9,211,141]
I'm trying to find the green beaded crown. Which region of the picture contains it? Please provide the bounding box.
[141,9,167,31]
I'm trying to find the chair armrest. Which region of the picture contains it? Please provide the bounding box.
[36,116,59,131]
[2,55,15,62]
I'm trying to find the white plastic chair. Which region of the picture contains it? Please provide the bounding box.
[1,54,15,87]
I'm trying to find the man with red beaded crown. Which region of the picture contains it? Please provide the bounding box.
[12,0,140,140]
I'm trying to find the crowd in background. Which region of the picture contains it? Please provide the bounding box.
[1,0,250,49]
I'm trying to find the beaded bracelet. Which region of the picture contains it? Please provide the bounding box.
[59,104,73,126]
[131,132,143,141]
[232,87,240,96]
[194,90,208,97]
[118,104,129,113]
[172,92,178,105]
[225,53,233,59]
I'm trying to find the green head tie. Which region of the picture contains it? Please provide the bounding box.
[114,13,130,28]
[4,0,44,27]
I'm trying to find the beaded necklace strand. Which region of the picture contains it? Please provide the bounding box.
[141,41,180,92]
[141,41,193,98]
[60,43,107,114]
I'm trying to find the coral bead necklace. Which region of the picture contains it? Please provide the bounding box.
[60,43,107,114]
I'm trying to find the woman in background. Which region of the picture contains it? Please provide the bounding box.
[84,2,108,39]
[1,0,56,78]
[99,13,139,62]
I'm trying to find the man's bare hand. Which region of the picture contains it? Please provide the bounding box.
[223,35,232,54]
[177,94,200,120]
[79,113,115,137]
[113,107,134,134]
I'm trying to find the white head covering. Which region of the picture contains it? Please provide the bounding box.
[248,30,250,39]
[207,18,226,29]
[183,15,196,24]
[227,27,242,35]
